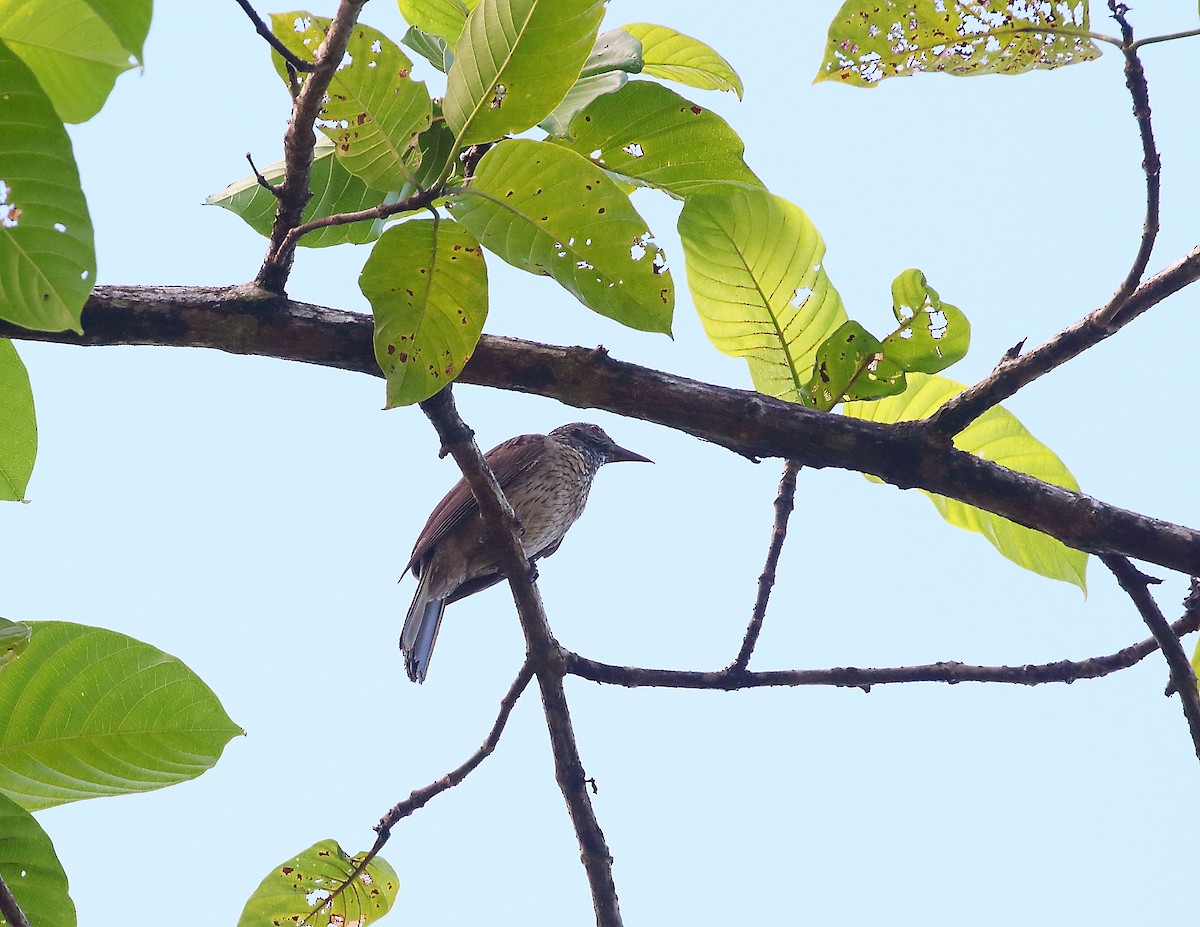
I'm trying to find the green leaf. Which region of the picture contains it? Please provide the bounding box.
[678,188,847,401]
[451,139,674,334]
[238,839,398,927]
[82,0,152,62]
[397,0,479,45]
[540,70,627,137]
[0,41,94,333]
[403,24,454,73]
[270,13,433,191]
[620,23,744,98]
[0,340,36,501]
[205,141,398,248]
[0,621,244,810]
[0,790,75,927]
[817,0,1101,86]
[580,27,644,78]
[845,373,1088,590]
[556,80,762,197]
[0,618,32,669]
[802,320,906,409]
[0,0,140,123]
[881,268,970,373]
[444,0,606,147]
[361,218,488,407]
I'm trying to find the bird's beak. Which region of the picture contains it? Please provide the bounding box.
[609,444,653,464]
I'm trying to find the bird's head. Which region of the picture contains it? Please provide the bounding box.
[551,423,653,466]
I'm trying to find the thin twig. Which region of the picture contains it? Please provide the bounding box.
[278,185,442,253]
[321,659,536,907]
[0,871,31,927]
[245,152,283,197]
[928,7,1167,437]
[1097,1,1161,325]
[419,387,624,927]
[1102,555,1200,762]
[567,609,1200,690]
[1129,27,1200,51]
[234,0,315,72]
[730,460,800,670]
[256,0,368,293]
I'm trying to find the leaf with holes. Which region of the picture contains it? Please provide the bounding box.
[0,42,93,333]
[360,219,488,407]
[679,188,846,400]
[0,340,36,501]
[398,0,479,45]
[0,790,75,927]
[802,320,906,410]
[0,0,145,123]
[238,839,398,927]
[205,141,399,248]
[881,268,970,373]
[451,139,673,334]
[845,373,1088,590]
[444,0,605,147]
[557,81,761,197]
[817,0,1101,86]
[0,621,243,810]
[270,13,432,191]
[620,23,743,98]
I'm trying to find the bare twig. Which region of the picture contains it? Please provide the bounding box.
[234,0,315,72]
[0,871,31,927]
[419,387,624,927]
[256,0,368,293]
[929,8,1169,437]
[568,609,1200,690]
[278,185,442,253]
[730,460,800,670]
[245,152,283,197]
[1102,555,1200,762]
[323,659,536,905]
[6,285,1200,578]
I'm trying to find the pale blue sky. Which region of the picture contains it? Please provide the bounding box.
[5,2,1200,924]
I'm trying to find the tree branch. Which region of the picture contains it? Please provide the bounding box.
[255,0,368,293]
[730,460,800,671]
[5,284,1200,578]
[1102,555,1200,761]
[234,0,315,73]
[419,387,624,927]
[0,871,31,927]
[928,18,1174,437]
[566,610,1200,691]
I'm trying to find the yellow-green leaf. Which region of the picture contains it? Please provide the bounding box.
[678,188,847,401]
[845,373,1088,590]
[621,23,743,98]
[0,340,36,501]
[444,0,605,147]
[817,0,1101,86]
[360,218,488,407]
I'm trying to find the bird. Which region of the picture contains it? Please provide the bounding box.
[401,422,651,683]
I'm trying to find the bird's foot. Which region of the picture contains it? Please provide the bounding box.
[526,560,540,583]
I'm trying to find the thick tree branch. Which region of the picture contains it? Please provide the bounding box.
[5,283,1200,578]
[419,388,624,927]
[256,0,368,293]
[566,610,1200,691]
[1102,555,1200,761]
[730,460,800,671]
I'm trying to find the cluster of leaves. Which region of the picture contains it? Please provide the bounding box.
[0,0,1130,924]
[209,0,1087,592]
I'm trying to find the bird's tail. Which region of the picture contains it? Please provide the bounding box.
[401,570,446,683]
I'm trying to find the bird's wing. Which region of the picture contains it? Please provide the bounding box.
[403,433,548,576]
